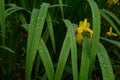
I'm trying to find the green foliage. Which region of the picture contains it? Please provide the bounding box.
[38,39,54,80]
[98,43,114,80]
[0,0,5,45]
[55,30,71,80]
[79,34,91,80]
[63,20,78,80]
[87,0,101,76]
[0,0,120,80]
[26,3,49,80]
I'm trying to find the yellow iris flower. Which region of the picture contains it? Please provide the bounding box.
[76,19,93,44]
[106,26,118,36]
[107,0,119,5]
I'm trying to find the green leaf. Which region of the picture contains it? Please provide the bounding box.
[0,45,15,54]
[59,0,64,18]
[49,4,68,8]
[46,12,56,53]
[41,73,47,80]
[18,14,27,24]
[79,34,91,80]
[100,37,120,48]
[0,0,5,45]
[63,19,78,80]
[26,3,49,80]
[20,0,30,10]
[26,9,39,80]
[38,39,54,80]
[6,4,31,17]
[100,11,120,35]
[21,24,29,31]
[55,31,71,80]
[6,7,23,16]
[34,53,41,78]
[98,43,114,80]
[42,27,49,43]
[87,0,101,73]
[100,9,120,26]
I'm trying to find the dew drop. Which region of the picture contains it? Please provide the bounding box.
[41,17,44,20]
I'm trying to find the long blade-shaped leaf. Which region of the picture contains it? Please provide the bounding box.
[34,53,41,78]
[26,9,39,80]
[79,34,91,80]
[0,45,15,54]
[100,11,120,35]
[20,0,30,10]
[0,0,5,45]
[98,43,114,80]
[6,4,31,17]
[42,27,49,43]
[38,39,54,80]
[49,4,68,8]
[26,3,49,80]
[55,31,70,80]
[6,7,23,17]
[63,19,78,80]
[59,0,64,18]
[100,9,120,26]
[41,73,47,80]
[100,37,120,48]
[87,0,101,73]
[46,13,56,53]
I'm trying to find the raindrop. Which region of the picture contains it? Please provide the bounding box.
[41,17,44,20]
[103,65,106,67]
[41,50,43,52]
[38,17,40,20]
[31,24,34,27]
[36,27,40,29]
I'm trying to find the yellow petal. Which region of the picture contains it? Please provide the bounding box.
[107,0,118,5]
[79,19,90,28]
[106,32,111,36]
[112,33,118,36]
[77,28,83,34]
[106,26,118,37]
[76,33,83,44]
[76,18,93,44]
[113,0,118,4]
[109,27,112,32]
